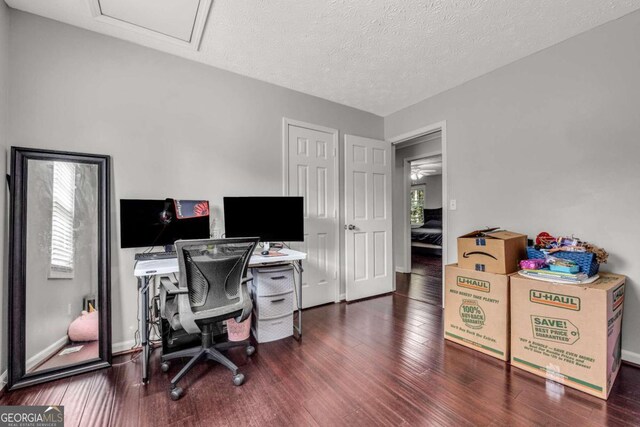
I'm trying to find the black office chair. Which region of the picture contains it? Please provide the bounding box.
[159,237,258,400]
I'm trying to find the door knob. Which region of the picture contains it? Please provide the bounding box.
[346,224,356,230]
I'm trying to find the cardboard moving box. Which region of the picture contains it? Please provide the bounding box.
[444,264,510,361]
[510,273,625,399]
[457,230,527,274]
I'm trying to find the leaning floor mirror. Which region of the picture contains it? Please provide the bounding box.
[8,147,111,390]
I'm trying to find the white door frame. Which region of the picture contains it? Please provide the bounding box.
[388,121,448,307]
[282,118,341,303]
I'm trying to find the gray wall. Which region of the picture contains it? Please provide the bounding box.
[385,10,640,362]
[393,136,441,272]
[7,11,383,349]
[413,174,443,210]
[0,0,9,387]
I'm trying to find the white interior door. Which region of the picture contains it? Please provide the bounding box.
[345,135,393,301]
[286,121,338,308]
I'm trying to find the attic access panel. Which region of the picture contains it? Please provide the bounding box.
[87,0,212,49]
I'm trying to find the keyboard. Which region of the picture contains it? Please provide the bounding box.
[135,251,177,261]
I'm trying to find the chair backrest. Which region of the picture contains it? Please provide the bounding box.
[175,238,258,313]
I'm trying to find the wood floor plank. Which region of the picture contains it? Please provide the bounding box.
[396,253,443,306]
[29,377,71,407]
[109,356,141,427]
[0,385,44,406]
[58,371,100,427]
[77,364,119,427]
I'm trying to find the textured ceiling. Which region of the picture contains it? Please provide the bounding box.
[6,0,640,115]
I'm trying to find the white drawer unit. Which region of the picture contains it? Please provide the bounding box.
[253,291,294,320]
[251,265,295,296]
[250,264,296,343]
[252,313,293,343]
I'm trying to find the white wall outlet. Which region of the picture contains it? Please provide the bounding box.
[449,199,457,210]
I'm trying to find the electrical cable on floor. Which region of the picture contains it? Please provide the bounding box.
[111,351,141,366]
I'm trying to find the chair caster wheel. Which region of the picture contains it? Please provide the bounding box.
[170,387,183,401]
[161,362,170,373]
[233,373,245,386]
[246,346,255,356]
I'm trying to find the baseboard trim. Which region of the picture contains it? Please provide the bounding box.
[26,335,69,372]
[395,266,408,273]
[622,349,640,366]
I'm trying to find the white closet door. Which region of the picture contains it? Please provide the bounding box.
[286,122,338,308]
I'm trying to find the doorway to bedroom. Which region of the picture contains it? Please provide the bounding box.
[392,128,445,307]
[405,156,443,304]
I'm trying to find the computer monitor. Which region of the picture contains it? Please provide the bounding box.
[120,199,210,249]
[223,196,304,242]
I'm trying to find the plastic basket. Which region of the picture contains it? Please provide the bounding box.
[227,313,252,342]
[526,247,599,277]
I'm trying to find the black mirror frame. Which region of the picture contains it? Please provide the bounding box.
[7,147,112,390]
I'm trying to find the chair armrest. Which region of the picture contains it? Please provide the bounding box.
[160,277,188,295]
[236,274,254,323]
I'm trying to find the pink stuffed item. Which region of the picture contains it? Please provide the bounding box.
[68,310,99,342]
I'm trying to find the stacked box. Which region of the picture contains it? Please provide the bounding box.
[510,273,625,399]
[457,230,527,274]
[445,230,527,361]
[444,264,510,361]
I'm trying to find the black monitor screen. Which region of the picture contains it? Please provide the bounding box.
[120,199,210,249]
[223,197,304,242]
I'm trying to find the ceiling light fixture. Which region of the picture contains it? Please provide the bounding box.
[411,171,425,181]
[411,168,439,180]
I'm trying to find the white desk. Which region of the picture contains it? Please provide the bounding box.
[133,248,307,383]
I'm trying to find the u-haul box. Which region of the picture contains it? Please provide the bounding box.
[510,273,625,399]
[444,264,510,361]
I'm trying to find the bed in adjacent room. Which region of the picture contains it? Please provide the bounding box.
[411,208,443,255]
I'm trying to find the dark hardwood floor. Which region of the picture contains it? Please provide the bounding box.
[2,294,640,426]
[395,252,443,306]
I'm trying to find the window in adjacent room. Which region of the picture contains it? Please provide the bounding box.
[410,184,425,225]
[50,162,76,279]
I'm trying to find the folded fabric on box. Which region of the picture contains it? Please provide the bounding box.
[518,269,599,285]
